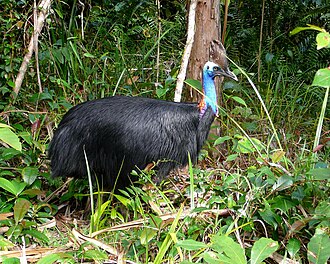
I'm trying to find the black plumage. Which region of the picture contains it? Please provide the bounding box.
[48,61,237,190]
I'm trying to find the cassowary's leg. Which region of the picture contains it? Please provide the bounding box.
[154,161,178,183]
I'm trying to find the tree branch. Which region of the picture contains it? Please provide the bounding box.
[174,0,197,102]
[13,0,52,99]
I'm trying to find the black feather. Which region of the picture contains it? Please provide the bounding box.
[48,96,215,189]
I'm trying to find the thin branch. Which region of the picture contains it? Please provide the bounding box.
[13,0,52,99]
[34,0,43,94]
[221,0,229,44]
[174,0,198,102]
[257,0,265,82]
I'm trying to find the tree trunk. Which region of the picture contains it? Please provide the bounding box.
[187,0,225,102]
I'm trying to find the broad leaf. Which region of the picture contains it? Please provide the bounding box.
[22,166,39,185]
[290,24,324,35]
[176,239,207,251]
[140,228,157,245]
[271,150,286,163]
[287,238,301,258]
[185,79,202,91]
[214,136,232,146]
[312,68,330,88]
[0,127,22,151]
[307,228,330,264]
[316,32,330,50]
[13,198,30,224]
[272,175,293,192]
[231,96,247,107]
[306,168,330,181]
[251,238,278,264]
[23,229,50,244]
[211,235,247,264]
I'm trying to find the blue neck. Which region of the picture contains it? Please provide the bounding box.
[201,71,218,116]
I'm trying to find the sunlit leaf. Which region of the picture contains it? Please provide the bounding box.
[251,238,278,264]
[226,154,238,162]
[271,150,285,163]
[312,68,330,88]
[83,52,95,58]
[0,127,22,151]
[316,32,330,50]
[0,178,17,195]
[83,250,107,260]
[231,96,247,107]
[211,235,247,264]
[290,24,324,35]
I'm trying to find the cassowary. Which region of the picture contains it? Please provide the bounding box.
[48,61,237,190]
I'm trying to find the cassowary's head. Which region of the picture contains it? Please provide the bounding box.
[200,61,238,117]
[203,61,238,81]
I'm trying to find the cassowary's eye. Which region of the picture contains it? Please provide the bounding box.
[213,66,219,71]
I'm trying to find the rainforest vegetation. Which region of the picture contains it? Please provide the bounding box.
[0,0,329,263]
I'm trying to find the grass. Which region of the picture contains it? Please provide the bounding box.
[0,0,329,263]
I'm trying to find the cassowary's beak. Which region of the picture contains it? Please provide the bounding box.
[216,68,238,81]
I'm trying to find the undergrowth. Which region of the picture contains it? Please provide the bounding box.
[0,0,329,263]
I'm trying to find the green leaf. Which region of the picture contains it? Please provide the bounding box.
[0,127,22,151]
[37,253,74,264]
[21,188,44,197]
[316,32,330,50]
[176,239,208,251]
[231,96,247,107]
[113,194,131,207]
[22,166,39,185]
[226,154,238,162]
[272,175,293,191]
[0,236,15,250]
[312,68,330,88]
[0,178,17,195]
[236,137,265,154]
[251,238,279,264]
[37,253,62,264]
[214,136,232,146]
[270,196,297,213]
[83,249,107,260]
[271,150,286,163]
[287,238,301,258]
[259,208,281,229]
[289,24,324,35]
[13,198,31,224]
[23,229,50,244]
[211,235,247,264]
[2,257,20,264]
[307,228,330,264]
[141,228,157,245]
[306,168,330,180]
[184,79,202,91]
[83,52,95,58]
[156,87,168,98]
